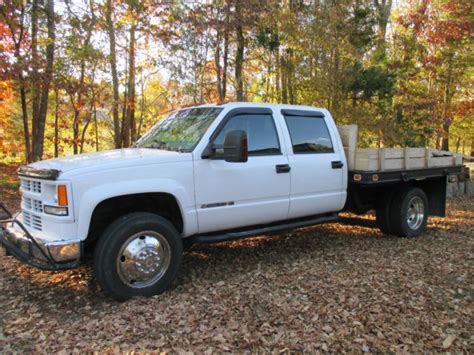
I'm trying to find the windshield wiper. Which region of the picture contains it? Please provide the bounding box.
[145,141,168,149]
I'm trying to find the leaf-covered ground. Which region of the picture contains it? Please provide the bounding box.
[0,189,472,352]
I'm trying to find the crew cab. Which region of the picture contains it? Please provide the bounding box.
[0,102,463,300]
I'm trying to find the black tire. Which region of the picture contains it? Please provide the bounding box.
[389,187,429,238]
[375,189,396,235]
[94,212,183,301]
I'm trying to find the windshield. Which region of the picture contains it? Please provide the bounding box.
[136,107,223,152]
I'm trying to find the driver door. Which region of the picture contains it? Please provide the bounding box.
[193,108,290,234]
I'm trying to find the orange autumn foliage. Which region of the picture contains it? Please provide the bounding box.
[0,81,15,151]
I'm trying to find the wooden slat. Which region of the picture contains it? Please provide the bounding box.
[404,147,410,169]
[337,125,358,170]
[352,148,462,172]
[338,125,464,172]
[379,148,386,171]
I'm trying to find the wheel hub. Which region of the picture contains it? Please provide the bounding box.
[406,196,425,230]
[135,248,161,273]
[117,232,171,288]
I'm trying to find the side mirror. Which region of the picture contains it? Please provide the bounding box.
[223,130,248,163]
[202,130,248,162]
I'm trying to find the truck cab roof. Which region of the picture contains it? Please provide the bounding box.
[188,101,329,113]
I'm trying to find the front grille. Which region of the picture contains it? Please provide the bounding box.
[23,211,43,231]
[23,197,43,213]
[21,179,42,193]
[20,178,44,231]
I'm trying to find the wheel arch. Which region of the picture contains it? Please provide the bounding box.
[75,179,196,243]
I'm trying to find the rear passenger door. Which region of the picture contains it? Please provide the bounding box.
[281,109,345,219]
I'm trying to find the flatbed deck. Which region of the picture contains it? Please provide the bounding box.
[349,165,464,185]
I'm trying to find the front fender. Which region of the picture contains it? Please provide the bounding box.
[75,178,197,240]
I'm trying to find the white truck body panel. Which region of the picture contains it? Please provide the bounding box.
[15,102,349,243]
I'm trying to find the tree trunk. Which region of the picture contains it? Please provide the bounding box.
[20,77,31,163]
[125,21,136,147]
[222,12,229,100]
[281,56,288,104]
[79,80,96,154]
[80,114,91,153]
[373,0,392,47]
[121,88,128,145]
[264,59,271,101]
[214,19,223,101]
[441,54,454,151]
[72,106,79,155]
[288,52,295,104]
[137,78,146,139]
[106,0,121,148]
[199,42,209,103]
[331,48,340,114]
[32,0,55,161]
[441,123,450,151]
[235,1,245,101]
[72,57,87,155]
[455,137,461,153]
[275,49,281,102]
[54,88,60,157]
[30,0,41,160]
[215,3,230,101]
[215,37,223,101]
[94,103,99,152]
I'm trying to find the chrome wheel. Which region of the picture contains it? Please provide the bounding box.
[116,231,171,288]
[406,196,425,230]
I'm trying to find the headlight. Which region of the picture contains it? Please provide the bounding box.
[44,205,69,216]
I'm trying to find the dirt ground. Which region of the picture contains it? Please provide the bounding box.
[0,172,472,352]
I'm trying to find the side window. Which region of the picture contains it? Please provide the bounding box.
[284,115,334,154]
[213,114,281,156]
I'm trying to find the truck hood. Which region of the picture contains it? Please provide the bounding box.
[27,148,191,178]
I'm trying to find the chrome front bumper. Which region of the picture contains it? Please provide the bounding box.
[0,204,81,270]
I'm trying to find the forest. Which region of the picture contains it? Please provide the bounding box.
[0,0,472,164]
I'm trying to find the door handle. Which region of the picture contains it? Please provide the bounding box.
[276,164,291,173]
[331,161,344,169]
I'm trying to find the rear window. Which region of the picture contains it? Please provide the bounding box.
[284,115,333,154]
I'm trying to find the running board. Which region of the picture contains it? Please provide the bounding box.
[192,213,339,244]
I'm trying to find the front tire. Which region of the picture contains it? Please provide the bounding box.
[94,212,183,301]
[389,187,429,238]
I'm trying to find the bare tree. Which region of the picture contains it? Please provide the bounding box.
[105,0,122,148]
[234,0,245,101]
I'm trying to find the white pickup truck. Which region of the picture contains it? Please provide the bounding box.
[0,102,464,300]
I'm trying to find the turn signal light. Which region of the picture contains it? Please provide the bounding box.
[58,185,68,206]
